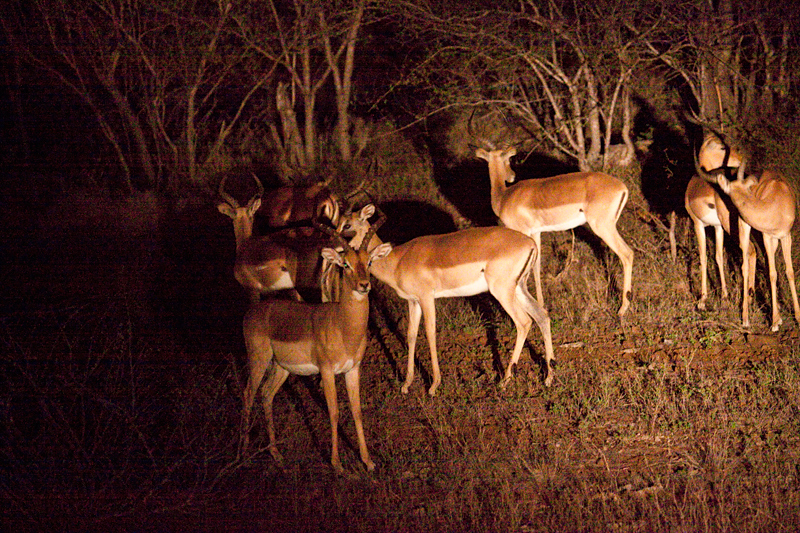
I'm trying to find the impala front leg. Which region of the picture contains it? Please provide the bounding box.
[402,300,423,394]
[320,367,344,473]
[420,297,441,396]
[344,366,375,471]
[739,222,753,329]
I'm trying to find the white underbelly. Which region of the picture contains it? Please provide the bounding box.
[277,359,356,375]
[698,211,722,227]
[279,361,319,375]
[333,359,356,374]
[435,276,489,298]
[537,212,587,233]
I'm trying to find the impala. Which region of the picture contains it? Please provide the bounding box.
[714,165,800,331]
[684,174,755,310]
[686,132,753,310]
[475,147,634,316]
[217,175,340,303]
[240,221,392,473]
[263,181,341,229]
[339,204,555,396]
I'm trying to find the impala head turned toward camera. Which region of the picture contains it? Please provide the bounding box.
[240,218,391,473]
[474,146,634,317]
[217,173,264,249]
[339,204,555,396]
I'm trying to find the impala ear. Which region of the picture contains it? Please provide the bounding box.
[370,242,393,261]
[320,247,344,266]
[475,148,489,160]
[217,203,236,218]
[246,197,262,215]
[360,204,375,221]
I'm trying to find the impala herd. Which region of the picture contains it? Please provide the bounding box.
[221,131,798,472]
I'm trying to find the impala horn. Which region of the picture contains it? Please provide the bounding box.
[218,175,239,208]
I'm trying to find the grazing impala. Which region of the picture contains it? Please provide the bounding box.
[339,204,555,396]
[264,181,341,229]
[217,175,340,303]
[240,221,392,473]
[475,147,634,316]
[714,165,800,331]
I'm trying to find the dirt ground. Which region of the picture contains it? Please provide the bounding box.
[3,183,800,531]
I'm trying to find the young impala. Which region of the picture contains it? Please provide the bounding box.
[339,204,555,396]
[475,147,634,316]
[714,164,800,331]
[217,175,340,303]
[240,221,392,473]
[686,132,754,310]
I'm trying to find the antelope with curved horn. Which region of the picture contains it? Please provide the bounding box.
[686,132,755,311]
[475,146,634,317]
[240,217,392,473]
[339,204,555,396]
[216,173,264,250]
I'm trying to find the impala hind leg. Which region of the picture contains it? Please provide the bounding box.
[780,235,800,327]
[494,288,533,388]
[260,364,290,464]
[513,284,554,387]
[591,221,634,316]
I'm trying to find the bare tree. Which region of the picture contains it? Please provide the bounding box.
[235,0,370,182]
[632,0,799,134]
[389,0,655,171]
[4,0,280,191]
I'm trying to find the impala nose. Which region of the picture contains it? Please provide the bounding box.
[357,280,371,294]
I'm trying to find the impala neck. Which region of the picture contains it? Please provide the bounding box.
[233,217,255,250]
[486,161,511,217]
[331,268,371,353]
